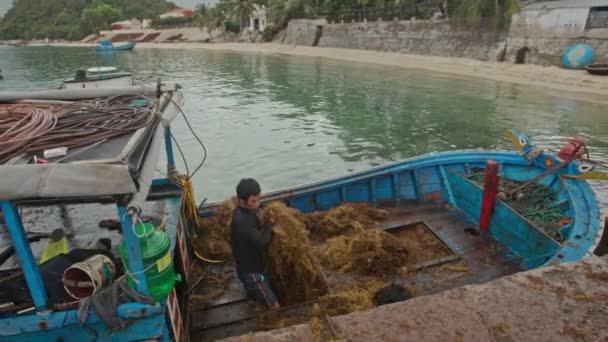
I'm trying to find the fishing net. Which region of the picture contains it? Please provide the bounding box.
[306,203,389,241]
[319,229,408,278]
[468,170,566,242]
[262,202,328,305]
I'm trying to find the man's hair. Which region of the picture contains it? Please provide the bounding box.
[236,178,261,200]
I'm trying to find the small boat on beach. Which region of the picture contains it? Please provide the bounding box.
[95,40,136,52]
[585,64,608,76]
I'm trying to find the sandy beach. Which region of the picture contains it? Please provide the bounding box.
[32,41,608,103]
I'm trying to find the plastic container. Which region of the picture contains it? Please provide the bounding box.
[43,147,68,159]
[63,254,116,299]
[120,222,178,301]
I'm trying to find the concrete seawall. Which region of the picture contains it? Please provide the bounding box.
[223,255,608,341]
[284,18,608,66]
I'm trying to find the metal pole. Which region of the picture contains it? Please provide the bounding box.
[165,126,176,175]
[117,205,149,294]
[1,201,49,312]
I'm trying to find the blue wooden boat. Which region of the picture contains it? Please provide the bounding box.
[95,40,136,52]
[194,130,606,340]
[0,85,191,341]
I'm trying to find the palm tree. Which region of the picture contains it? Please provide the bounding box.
[227,0,256,32]
[200,6,227,39]
[268,0,316,28]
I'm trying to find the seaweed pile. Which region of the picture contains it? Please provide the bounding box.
[306,203,388,241]
[195,200,412,328]
[318,277,387,316]
[262,202,328,305]
[194,200,236,260]
[308,203,407,278]
[468,171,567,242]
[319,229,408,278]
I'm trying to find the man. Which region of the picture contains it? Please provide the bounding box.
[230,178,280,310]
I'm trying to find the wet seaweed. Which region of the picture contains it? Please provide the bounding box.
[319,229,408,278]
[195,200,236,260]
[306,203,389,241]
[319,277,387,316]
[262,202,328,305]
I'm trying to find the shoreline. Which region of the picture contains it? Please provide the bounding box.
[30,42,608,103]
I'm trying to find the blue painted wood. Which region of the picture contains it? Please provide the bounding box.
[346,180,370,202]
[201,149,602,267]
[95,42,136,52]
[370,179,377,205]
[418,166,442,199]
[0,201,49,312]
[317,189,340,210]
[0,303,162,336]
[374,175,393,200]
[446,172,560,267]
[117,205,150,294]
[164,127,176,173]
[391,173,400,204]
[398,171,417,200]
[439,165,456,207]
[161,320,173,342]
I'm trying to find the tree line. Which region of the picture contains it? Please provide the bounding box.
[199,0,520,38]
[0,0,176,40]
[0,0,520,41]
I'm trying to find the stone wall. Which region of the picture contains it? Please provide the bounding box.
[284,17,608,66]
[285,19,508,61]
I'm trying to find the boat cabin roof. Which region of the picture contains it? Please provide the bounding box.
[87,66,118,75]
[0,87,183,204]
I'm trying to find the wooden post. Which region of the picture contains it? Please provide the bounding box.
[480,160,499,232]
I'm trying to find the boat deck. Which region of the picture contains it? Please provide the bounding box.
[190,202,525,341]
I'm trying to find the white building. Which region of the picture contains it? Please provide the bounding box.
[512,0,608,38]
[249,5,271,32]
[159,8,195,19]
[111,19,144,30]
[508,0,608,65]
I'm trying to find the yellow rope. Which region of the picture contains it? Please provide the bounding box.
[173,175,202,228]
[172,174,226,264]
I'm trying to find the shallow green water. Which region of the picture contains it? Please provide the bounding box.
[1,46,607,206]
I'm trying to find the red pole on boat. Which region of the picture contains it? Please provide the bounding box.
[480,160,499,232]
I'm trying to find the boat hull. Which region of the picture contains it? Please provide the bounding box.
[95,42,136,52]
[201,149,602,269]
[62,75,133,89]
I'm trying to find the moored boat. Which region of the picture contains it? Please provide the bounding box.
[61,66,134,89]
[585,64,608,76]
[193,130,606,340]
[0,84,191,341]
[95,40,136,52]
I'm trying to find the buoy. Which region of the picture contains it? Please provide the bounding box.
[562,44,594,69]
[120,222,178,301]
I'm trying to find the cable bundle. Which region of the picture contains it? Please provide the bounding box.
[0,95,156,163]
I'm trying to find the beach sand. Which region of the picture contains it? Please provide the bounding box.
[33,42,608,103]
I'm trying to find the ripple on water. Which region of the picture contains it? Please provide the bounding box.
[1,47,607,211]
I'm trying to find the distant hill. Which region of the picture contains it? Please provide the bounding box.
[0,0,177,40]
